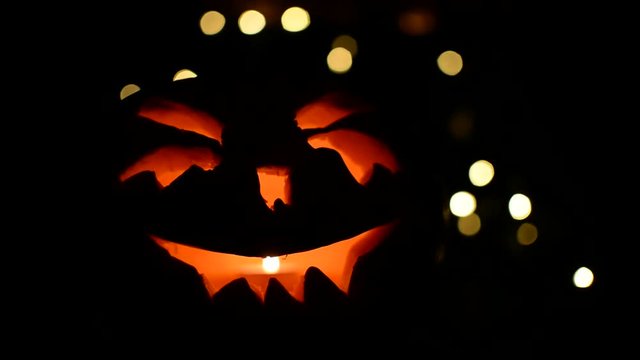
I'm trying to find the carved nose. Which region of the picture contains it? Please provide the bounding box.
[257,166,291,210]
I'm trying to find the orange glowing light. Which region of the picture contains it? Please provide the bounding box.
[257,166,290,209]
[262,256,280,274]
[139,98,224,141]
[119,146,221,187]
[295,93,367,129]
[307,129,399,184]
[153,222,396,302]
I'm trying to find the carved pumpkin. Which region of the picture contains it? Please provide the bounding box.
[114,76,406,309]
[97,11,442,344]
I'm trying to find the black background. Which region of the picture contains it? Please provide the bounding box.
[14,0,627,356]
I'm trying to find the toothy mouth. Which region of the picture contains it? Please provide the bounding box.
[119,149,401,301]
[120,150,400,257]
[114,91,406,312]
[151,221,397,302]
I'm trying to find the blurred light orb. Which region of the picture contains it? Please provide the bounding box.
[281,6,310,32]
[573,266,594,288]
[458,213,481,236]
[517,222,538,245]
[437,50,463,76]
[327,47,353,73]
[449,109,474,140]
[509,193,532,220]
[173,69,198,81]
[332,35,358,56]
[469,160,494,187]
[200,11,225,35]
[398,8,436,36]
[239,10,266,35]
[120,84,141,100]
[449,191,477,217]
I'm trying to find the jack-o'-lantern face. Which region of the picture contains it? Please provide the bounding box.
[114,74,404,304]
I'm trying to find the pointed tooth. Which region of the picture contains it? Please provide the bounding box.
[264,277,303,316]
[121,170,161,193]
[210,278,263,318]
[303,266,350,315]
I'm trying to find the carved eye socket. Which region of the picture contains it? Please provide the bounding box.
[119,146,221,187]
[119,97,225,187]
[296,92,400,185]
[121,92,399,190]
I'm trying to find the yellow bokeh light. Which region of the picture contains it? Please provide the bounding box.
[238,10,266,35]
[332,35,358,56]
[449,109,474,140]
[119,84,141,100]
[517,222,538,245]
[437,50,463,76]
[509,193,532,220]
[327,47,353,74]
[262,256,280,274]
[449,191,476,217]
[573,266,594,288]
[469,160,495,187]
[173,69,198,82]
[200,11,225,35]
[281,6,310,32]
[457,213,481,236]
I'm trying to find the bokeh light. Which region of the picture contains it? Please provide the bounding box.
[119,84,141,100]
[327,47,353,73]
[437,50,463,76]
[469,160,495,187]
[173,69,198,81]
[239,10,266,35]
[517,222,538,245]
[281,6,310,32]
[398,8,436,36]
[449,109,474,140]
[573,266,594,288]
[449,191,477,217]
[332,35,358,56]
[457,213,481,236]
[509,193,532,220]
[200,11,225,35]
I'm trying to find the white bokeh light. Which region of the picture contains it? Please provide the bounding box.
[238,10,266,35]
[509,193,532,220]
[573,266,594,288]
[281,6,310,32]
[469,160,495,187]
[449,191,477,217]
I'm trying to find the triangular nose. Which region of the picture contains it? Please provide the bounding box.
[257,166,291,210]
